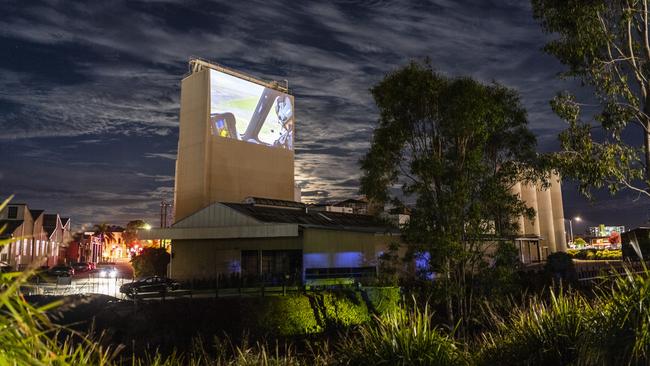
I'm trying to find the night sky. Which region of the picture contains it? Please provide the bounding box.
[0,0,648,233]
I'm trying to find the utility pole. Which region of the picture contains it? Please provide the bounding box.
[159,201,172,248]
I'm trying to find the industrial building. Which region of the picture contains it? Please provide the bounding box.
[142,59,569,280]
[511,175,568,263]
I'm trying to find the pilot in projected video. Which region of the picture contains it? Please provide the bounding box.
[209,69,294,150]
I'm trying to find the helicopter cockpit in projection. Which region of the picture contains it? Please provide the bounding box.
[209,69,294,150]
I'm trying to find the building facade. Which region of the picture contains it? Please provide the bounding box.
[0,203,71,269]
[142,197,399,282]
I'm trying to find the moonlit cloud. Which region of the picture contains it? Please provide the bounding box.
[0,0,647,228]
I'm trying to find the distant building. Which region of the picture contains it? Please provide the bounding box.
[0,203,71,269]
[589,225,626,237]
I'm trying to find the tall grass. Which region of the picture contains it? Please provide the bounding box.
[336,300,468,366]
[0,196,117,365]
[584,266,650,365]
[478,290,591,366]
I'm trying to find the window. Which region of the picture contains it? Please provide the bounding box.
[7,206,17,219]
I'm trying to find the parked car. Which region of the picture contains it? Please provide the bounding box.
[71,262,91,273]
[48,265,74,277]
[119,276,180,297]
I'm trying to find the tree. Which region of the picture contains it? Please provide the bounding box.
[574,237,588,247]
[92,223,115,261]
[123,220,146,245]
[360,61,539,335]
[131,247,170,277]
[532,0,650,198]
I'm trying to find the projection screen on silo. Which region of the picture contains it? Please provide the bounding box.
[209,69,294,150]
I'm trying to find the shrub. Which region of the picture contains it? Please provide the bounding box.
[253,295,322,336]
[131,247,170,277]
[336,301,468,366]
[545,252,576,281]
[478,291,592,366]
[585,268,650,365]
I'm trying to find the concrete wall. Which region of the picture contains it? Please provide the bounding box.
[171,236,302,280]
[302,228,397,269]
[169,228,400,280]
[174,70,211,222]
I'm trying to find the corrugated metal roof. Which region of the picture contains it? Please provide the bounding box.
[223,203,396,233]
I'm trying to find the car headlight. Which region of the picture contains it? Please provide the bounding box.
[109,270,117,278]
[99,270,107,277]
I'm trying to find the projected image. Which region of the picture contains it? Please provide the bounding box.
[209,69,294,150]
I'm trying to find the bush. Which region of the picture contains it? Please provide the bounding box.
[478,291,592,366]
[585,268,650,365]
[545,252,576,281]
[337,301,468,366]
[566,249,622,260]
[131,247,170,277]
[253,295,322,336]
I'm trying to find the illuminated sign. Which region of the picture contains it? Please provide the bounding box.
[209,69,294,150]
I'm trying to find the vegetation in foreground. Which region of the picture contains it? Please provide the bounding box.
[9,264,650,365]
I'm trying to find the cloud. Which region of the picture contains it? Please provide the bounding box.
[1,0,643,227]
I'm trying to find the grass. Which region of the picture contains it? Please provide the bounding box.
[336,299,468,366]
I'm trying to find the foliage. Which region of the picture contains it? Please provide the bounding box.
[123,219,147,245]
[253,295,322,336]
[93,223,117,261]
[532,0,650,198]
[476,241,525,301]
[566,248,622,260]
[573,237,587,246]
[545,252,576,281]
[376,241,402,286]
[131,247,170,277]
[478,291,592,366]
[336,301,469,366]
[586,267,650,365]
[609,231,621,245]
[359,60,541,334]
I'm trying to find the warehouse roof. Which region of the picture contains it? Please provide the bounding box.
[222,202,397,233]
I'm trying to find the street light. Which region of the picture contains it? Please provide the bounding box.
[568,216,582,244]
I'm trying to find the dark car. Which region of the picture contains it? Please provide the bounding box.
[48,265,74,277]
[71,262,91,273]
[119,276,180,297]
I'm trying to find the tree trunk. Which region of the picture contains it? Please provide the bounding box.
[645,121,650,182]
[644,102,650,183]
[445,259,454,329]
